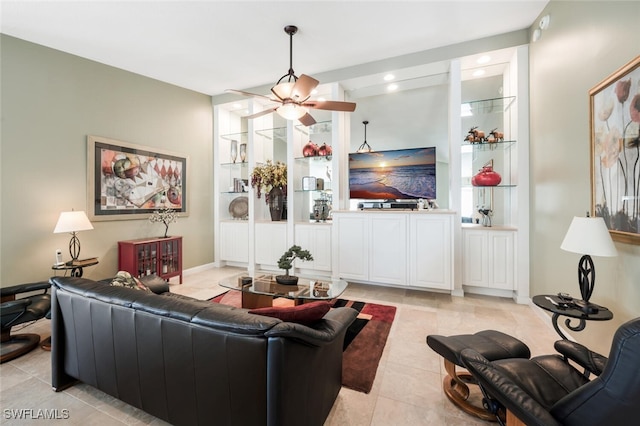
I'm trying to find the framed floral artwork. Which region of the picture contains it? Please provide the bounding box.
[590,55,640,244]
[87,135,189,221]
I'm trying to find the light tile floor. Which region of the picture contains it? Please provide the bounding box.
[0,267,560,425]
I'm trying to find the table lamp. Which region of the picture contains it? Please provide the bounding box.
[560,214,617,313]
[54,210,94,261]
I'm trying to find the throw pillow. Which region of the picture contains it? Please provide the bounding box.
[249,301,331,325]
[110,271,151,292]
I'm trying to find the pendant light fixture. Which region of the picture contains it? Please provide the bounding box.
[357,120,372,152]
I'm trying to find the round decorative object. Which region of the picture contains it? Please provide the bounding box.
[229,196,249,219]
[302,141,318,157]
[472,164,502,186]
[317,143,332,156]
[275,275,299,285]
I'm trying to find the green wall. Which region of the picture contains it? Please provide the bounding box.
[0,35,213,284]
[529,1,640,353]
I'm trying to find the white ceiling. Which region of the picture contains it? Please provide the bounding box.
[0,1,548,96]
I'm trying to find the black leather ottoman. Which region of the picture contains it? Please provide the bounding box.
[427,330,530,421]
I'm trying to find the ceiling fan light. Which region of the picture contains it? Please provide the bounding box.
[277,103,307,120]
[272,82,295,100]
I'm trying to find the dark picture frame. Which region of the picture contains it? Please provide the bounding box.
[87,135,188,221]
[590,55,640,244]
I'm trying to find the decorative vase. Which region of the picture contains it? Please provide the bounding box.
[302,141,318,157]
[471,164,502,186]
[317,143,332,156]
[268,186,284,221]
[239,143,247,162]
[275,274,299,285]
[230,140,238,163]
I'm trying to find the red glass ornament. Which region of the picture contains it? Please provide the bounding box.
[471,164,502,186]
[302,141,318,157]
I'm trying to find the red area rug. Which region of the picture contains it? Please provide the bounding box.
[211,291,396,393]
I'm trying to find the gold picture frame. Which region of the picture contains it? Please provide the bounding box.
[590,55,640,244]
[87,135,189,221]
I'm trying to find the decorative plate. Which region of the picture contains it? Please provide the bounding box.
[229,196,249,219]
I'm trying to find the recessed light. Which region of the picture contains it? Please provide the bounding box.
[472,69,486,77]
[539,15,550,30]
[387,83,398,91]
[317,97,326,102]
[477,55,491,64]
[233,103,242,109]
[384,74,395,81]
[311,89,319,95]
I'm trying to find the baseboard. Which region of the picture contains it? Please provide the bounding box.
[183,263,216,275]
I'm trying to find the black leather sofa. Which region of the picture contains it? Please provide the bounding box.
[50,276,357,426]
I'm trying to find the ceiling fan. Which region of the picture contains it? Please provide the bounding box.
[226,25,356,126]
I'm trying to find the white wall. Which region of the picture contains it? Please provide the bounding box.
[0,35,213,284]
[529,1,640,353]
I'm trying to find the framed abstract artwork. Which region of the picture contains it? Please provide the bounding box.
[590,55,640,244]
[87,135,189,221]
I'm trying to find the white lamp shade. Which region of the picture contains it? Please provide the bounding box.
[54,211,94,233]
[560,216,617,257]
[276,103,308,120]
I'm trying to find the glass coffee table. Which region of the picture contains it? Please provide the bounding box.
[219,271,348,309]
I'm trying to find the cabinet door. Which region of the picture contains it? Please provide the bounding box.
[369,215,407,285]
[489,231,514,290]
[255,222,288,266]
[295,225,331,272]
[220,222,249,263]
[334,215,368,280]
[462,230,489,287]
[409,215,452,290]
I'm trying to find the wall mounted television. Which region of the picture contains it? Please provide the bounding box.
[349,147,436,200]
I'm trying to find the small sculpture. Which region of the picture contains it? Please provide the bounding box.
[464,126,485,144]
[486,128,504,144]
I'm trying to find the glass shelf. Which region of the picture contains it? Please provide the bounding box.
[462,96,516,114]
[295,120,332,135]
[255,127,287,140]
[461,140,516,150]
[220,132,248,142]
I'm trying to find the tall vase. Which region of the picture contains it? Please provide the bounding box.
[230,140,238,163]
[239,143,247,162]
[268,187,284,221]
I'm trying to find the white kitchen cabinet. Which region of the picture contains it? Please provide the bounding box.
[255,222,288,267]
[333,214,368,281]
[369,214,407,286]
[219,221,249,263]
[333,211,453,291]
[294,224,332,272]
[409,214,453,290]
[462,228,514,290]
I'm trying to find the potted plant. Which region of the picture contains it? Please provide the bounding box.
[250,160,287,220]
[149,207,177,238]
[276,245,313,285]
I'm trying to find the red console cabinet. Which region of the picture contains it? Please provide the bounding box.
[118,236,182,284]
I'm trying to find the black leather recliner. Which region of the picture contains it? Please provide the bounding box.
[1,281,51,363]
[460,317,640,426]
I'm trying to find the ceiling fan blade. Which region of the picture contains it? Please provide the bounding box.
[225,89,277,102]
[291,74,319,101]
[245,107,278,119]
[298,112,316,127]
[302,100,357,112]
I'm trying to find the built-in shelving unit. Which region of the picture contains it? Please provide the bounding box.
[213,84,347,275]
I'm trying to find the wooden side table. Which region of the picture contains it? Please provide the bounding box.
[52,258,99,278]
[533,294,613,339]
